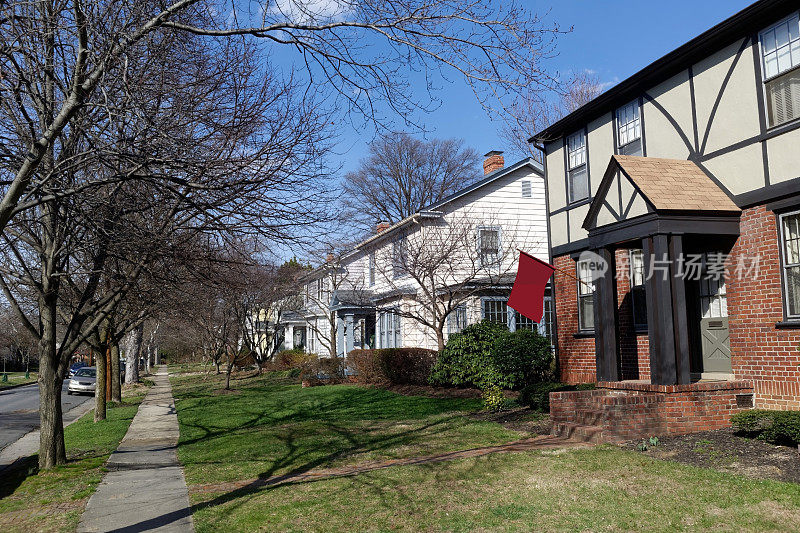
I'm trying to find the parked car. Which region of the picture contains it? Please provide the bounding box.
[68,362,87,377]
[67,367,96,395]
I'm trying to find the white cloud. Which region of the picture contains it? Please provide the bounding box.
[270,0,353,24]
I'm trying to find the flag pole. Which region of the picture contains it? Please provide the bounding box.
[516,249,594,289]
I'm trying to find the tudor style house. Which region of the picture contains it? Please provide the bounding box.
[285,152,552,358]
[532,0,800,438]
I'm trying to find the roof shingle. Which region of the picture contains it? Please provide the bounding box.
[613,155,740,212]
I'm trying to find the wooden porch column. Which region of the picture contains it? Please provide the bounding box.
[669,235,692,384]
[643,234,691,385]
[593,247,619,382]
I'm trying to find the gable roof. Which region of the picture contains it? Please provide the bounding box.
[342,157,542,257]
[532,0,797,143]
[583,155,740,229]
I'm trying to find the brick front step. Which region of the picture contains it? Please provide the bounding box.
[550,381,754,443]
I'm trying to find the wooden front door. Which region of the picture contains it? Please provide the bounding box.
[698,274,732,374]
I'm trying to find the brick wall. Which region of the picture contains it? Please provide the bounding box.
[553,255,596,383]
[728,205,800,410]
[551,381,754,441]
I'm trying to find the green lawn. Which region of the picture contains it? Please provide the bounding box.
[173,372,800,532]
[171,371,520,486]
[0,392,145,533]
[0,371,38,389]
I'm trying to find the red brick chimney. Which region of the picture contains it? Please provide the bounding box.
[376,222,390,233]
[483,150,505,175]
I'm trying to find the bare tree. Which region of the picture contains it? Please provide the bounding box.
[500,70,604,159]
[0,0,562,237]
[341,134,481,231]
[0,29,332,468]
[375,213,523,350]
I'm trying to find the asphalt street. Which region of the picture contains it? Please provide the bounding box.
[0,381,92,452]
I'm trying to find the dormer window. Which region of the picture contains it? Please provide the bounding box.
[760,13,800,127]
[616,100,643,156]
[566,130,589,203]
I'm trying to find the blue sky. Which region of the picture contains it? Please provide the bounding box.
[326,0,755,176]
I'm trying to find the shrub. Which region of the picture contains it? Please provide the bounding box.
[482,384,515,412]
[378,348,437,385]
[518,382,596,412]
[348,349,385,384]
[429,320,509,388]
[731,409,800,447]
[274,349,315,370]
[429,321,554,390]
[348,348,437,385]
[490,328,554,388]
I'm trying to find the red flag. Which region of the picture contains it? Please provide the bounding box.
[508,251,555,323]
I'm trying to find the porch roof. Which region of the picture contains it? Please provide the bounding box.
[583,156,740,231]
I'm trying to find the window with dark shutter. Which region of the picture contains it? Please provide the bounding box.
[760,14,800,127]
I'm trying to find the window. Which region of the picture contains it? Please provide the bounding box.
[368,252,376,286]
[780,211,800,319]
[577,260,596,331]
[392,236,406,279]
[521,180,532,198]
[616,100,643,156]
[478,226,500,267]
[629,249,647,330]
[566,130,589,203]
[760,13,800,127]
[378,310,401,348]
[514,310,536,330]
[447,305,468,335]
[482,298,508,326]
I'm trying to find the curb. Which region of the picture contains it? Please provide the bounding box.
[0,380,39,393]
[0,399,94,473]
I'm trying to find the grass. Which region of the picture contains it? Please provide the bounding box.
[172,371,519,486]
[191,446,800,532]
[0,391,146,533]
[0,371,38,389]
[173,371,800,532]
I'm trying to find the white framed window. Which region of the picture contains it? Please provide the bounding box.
[392,236,406,279]
[482,298,509,327]
[577,259,596,331]
[378,309,402,348]
[760,13,800,127]
[566,130,589,203]
[447,305,468,335]
[477,226,501,268]
[780,210,800,319]
[368,251,375,286]
[616,100,643,156]
[521,180,532,198]
[629,249,647,330]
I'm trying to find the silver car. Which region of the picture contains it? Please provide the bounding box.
[68,367,96,395]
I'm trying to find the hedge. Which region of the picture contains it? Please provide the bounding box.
[731,409,800,447]
[347,348,438,385]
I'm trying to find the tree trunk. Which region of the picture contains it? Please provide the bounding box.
[94,341,107,422]
[38,335,66,469]
[436,328,446,352]
[38,274,66,469]
[225,358,234,390]
[110,340,121,403]
[125,324,143,384]
[215,359,221,374]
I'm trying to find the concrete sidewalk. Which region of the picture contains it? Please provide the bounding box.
[77,367,194,533]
